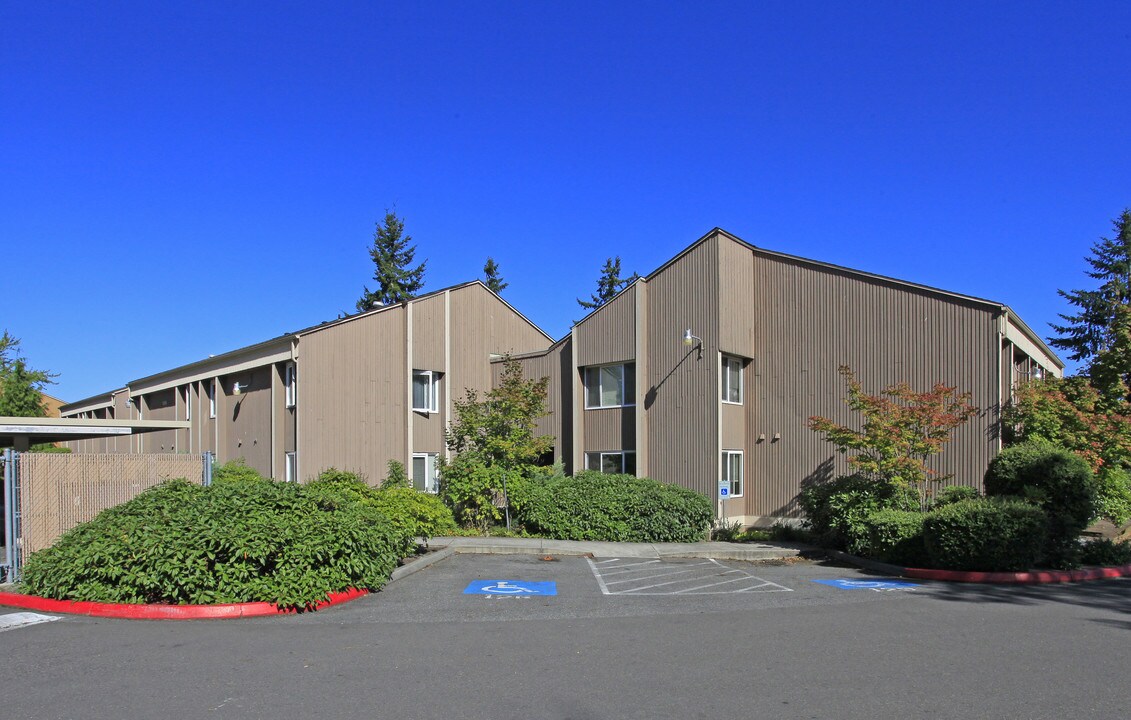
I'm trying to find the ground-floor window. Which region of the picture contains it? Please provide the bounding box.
[585,451,636,475]
[721,450,743,497]
[285,452,297,483]
[412,453,440,493]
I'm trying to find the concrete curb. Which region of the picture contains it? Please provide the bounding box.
[0,588,368,620]
[826,550,1131,585]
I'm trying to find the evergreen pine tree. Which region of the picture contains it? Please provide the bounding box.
[576,256,640,311]
[0,330,55,417]
[1050,209,1131,366]
[483,257,508,294]
[356,211,426,311]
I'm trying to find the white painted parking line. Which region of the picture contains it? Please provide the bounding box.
[587,558,792,595]
[0,612,61,633]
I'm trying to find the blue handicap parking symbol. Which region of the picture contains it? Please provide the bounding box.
[812,578,919,591]
[464,580,557,596]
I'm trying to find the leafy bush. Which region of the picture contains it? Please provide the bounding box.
[1078,538,1131,567]
[212,458,270,484]
[932,484,979,508]
[922,497,1047,572]
[984,441,1098,567]
[307,468,456,552]
[798,473,919,552]
[20,478,406,609]
[437,456,540,532]
[861,509,928,566]
[1095,467,1131,526]
[382,460,409,489]
[520,471,713,543]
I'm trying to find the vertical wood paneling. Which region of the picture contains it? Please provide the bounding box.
[644,237,719,496]
[219,368,272,475]
[582,408,636,452]
[577,289,636,366]
[747,253,999,518]
[298,310,406,484]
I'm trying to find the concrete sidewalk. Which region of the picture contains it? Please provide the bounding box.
[390,535,812,582]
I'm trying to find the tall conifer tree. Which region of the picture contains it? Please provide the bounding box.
[357,211,426,311]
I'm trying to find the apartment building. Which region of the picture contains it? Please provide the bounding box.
[62,229,1061,524]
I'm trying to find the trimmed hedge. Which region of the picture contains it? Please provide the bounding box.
[985,441,1097,568]
[520,471,713,543]
[922,497,1048,572]
[861,509,928,567]
[19,478,407,609]
[798,473,919,552]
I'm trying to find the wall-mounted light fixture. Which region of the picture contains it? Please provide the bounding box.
[233,381,250,396]
[682,328,703,359]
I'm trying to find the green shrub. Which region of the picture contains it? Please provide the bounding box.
[932,484,979,508]
[19,478,406,609]
[519,471,712,543]
[1095,467,1131,526]
[437,456,540,532]
[382,460,410,489]
[798,473,919,552]
[861,509,928,566]
[212,458,270,484]
[985,441,1098,568]
[922,497,1047,572]
[1078,538,1131,567]
[307,468,456,552]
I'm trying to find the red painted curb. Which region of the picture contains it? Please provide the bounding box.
[904,563,1131,584]
[0,587,369,619]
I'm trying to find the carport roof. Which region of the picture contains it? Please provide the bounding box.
[0,417,189,449]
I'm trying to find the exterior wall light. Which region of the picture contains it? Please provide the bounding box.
[232,382,250,396]
[682,329,702,346]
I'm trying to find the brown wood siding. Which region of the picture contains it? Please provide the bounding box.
[582,407,636,453]
[721,401,745,449]
[411,293,446,371]
[298,309,406,484]
[747,252,999,518]
[577,289,635,366]
[718,238,756,357]
[219,368,273,476]
[412,409,444,454]
[643,237,720,495]
[502,347,566,464]
[144,389,177,452]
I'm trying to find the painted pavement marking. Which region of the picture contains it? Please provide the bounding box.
[812,579,920,592]
[464,580,557,596]
[587,558,792,596]
[0,612,61,633]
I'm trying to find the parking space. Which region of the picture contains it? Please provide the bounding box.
[283,552,927,626]
[587,557,793,595]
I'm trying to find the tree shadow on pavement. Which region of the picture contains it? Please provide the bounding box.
[914,576,1131,619]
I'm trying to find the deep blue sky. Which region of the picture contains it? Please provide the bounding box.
[3,1,1130,403]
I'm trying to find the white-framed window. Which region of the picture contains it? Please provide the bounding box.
[585,451,637,475]
[184,386,191,421]
[285,363,297,408]
[412,453,440,493]
[412,370,441,413]
[722,450,743,498]
[584,362,635,409]
[208,380,216,418]
[285,452,297,483]
[722,355,743,404]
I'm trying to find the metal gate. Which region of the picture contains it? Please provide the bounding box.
[1,450,212,583]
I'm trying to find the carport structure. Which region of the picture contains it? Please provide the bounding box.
[2,416,195,582]
[0,416,188,451]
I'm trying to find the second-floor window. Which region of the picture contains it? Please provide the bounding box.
[722,355,743,404]
[585,362,635,409]
[285,363,297,408]
[412,370,441,413]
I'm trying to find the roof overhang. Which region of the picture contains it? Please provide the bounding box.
[0,417,189,450]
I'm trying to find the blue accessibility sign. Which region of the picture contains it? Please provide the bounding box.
[812,579,919,591]
[464,580,557,596]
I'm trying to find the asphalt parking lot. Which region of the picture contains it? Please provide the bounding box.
[2,553,1128,720]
